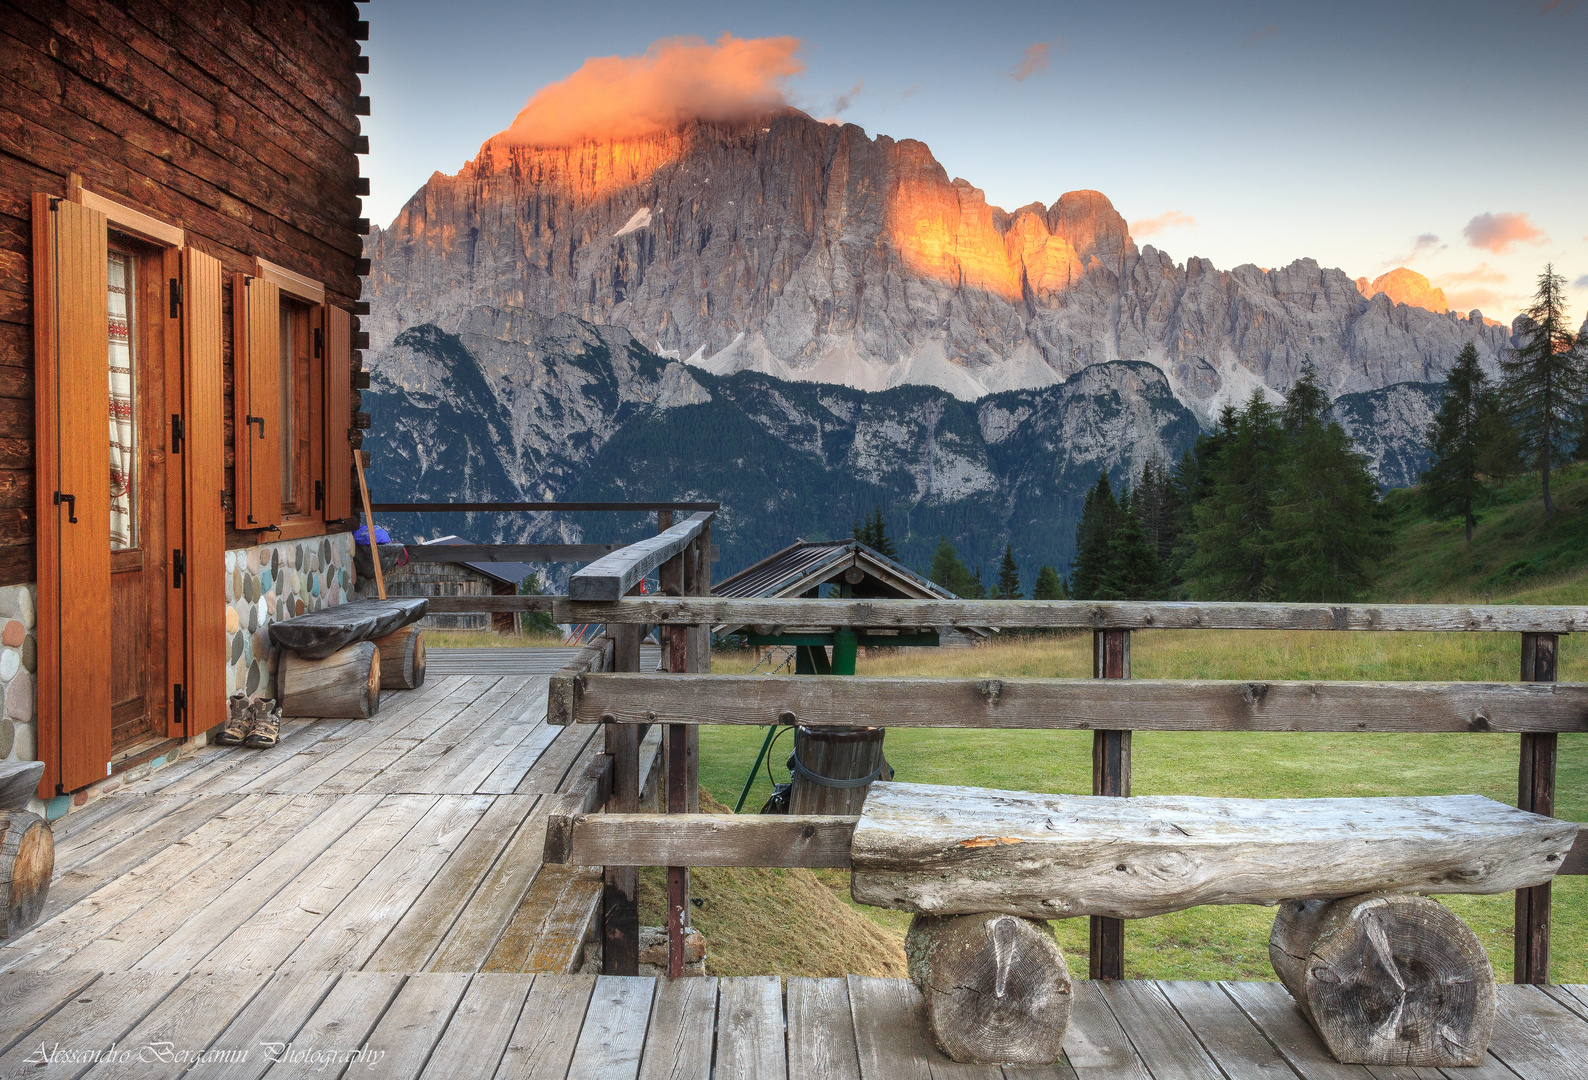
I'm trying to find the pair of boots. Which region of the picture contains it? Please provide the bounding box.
[218,693,282,749]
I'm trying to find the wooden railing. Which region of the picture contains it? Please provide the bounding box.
[550,589,1585,985]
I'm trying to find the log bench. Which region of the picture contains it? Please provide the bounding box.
[266,597,428,717]
[853,782,1578,1068]
[0,761,50,939]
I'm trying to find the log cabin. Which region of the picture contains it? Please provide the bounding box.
[0,0,370,814]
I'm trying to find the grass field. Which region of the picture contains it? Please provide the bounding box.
[701,623,1588,982]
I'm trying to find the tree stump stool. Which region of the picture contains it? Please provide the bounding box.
[1270,892,1496,1067]
[0,809,53,938]
[905,912,1072,1064]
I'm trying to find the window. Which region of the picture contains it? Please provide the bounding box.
[107,247,137,550]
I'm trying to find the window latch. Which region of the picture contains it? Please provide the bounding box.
[171,414,184,455]
[53,492,77,523]
[172,548,185,589]
[246,414,265,439]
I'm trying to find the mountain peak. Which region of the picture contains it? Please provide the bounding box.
[1355,267,1448,314]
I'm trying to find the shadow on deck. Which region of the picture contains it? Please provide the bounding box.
[1,649,1584,1077]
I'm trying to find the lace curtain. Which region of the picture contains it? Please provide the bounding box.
[108,251,136,550]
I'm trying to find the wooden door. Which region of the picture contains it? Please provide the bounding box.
[108,239,171,751]
[32,195,113,793]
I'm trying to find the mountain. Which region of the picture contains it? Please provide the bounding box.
[361,110,1515,579]
[364,312,1200,582]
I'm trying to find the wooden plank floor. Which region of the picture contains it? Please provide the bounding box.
[0,972,1581,1079]
[3,659,1584,1077]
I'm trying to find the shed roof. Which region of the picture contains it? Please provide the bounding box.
[418,535,535,589]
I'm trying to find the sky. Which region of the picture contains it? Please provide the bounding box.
[360,0,1588,324]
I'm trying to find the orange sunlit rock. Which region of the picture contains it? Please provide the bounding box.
[1357,267,1449,313]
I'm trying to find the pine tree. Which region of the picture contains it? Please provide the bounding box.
[1109,487,1164,599]
[1133,454,1180,565]
[1068,471,1120,600]
[517,572,558,634]
[1183,393,1283,600]
[929,537,983,598]
[1032,565,1067,600]
[853,506,900,559]
[1422,344,1504,542]
[1499,265,1586,519]
[994,544,1022,600]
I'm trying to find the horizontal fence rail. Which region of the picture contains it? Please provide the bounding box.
[553,673,1588,733]
[403,544,621,563]
[421,596,561,613]
[370,501,720,513]
[556,597,1588,633]
[568,512,714,602]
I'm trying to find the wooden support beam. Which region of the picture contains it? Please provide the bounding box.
[1091,629,1129,982]
[423,596,561,614]
[1517,631,1558,985]
[540,755,615,866]
[402,544,621,563]
[569,512,714,601]
[557,673,1588,733]
[556,597,1588,634]
[603,623,642,978]
[553,813,859,867]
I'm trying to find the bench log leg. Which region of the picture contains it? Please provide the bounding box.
[373,626,425,690]
[906,912,1072,1065]
[280,641,381,718]
[1270,892,1495,1067]
[0,810,52,938]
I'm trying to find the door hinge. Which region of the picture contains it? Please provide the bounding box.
[169,278,181,319]
[314,327,324,358]
[315,479,324,511]
[172,548,185,590]
[173,683,186,727]
[171,413,184,455]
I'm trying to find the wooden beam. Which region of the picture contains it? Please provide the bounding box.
[403,544,621,564]
[561,673,1588,733]
[370,501,720,513]
[569,512,714,602]
[551,814,859,868]
[1516,632,1559,985]
[540,755,615,866]
[422,596,561,613]
[556,597,1588,634]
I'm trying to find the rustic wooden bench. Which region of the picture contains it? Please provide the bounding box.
[0,761,50,939]
[266,597,429,717]
[851,782,1578,1068]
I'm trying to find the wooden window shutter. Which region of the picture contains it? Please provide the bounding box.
[231,273,281,528]
[32,194,113,795]
[182,248,227,735]
[322,305,353,520]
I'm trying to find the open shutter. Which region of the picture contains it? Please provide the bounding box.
[32,194,113,795]
[322,305,353,520]
[183,248,227,735]
[231,273,281,528]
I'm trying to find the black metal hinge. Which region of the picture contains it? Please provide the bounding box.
[173,683,186,727]
[314,327,324,359]
[315,479,324,511]
[172,548,185,589]
[169,278,181,319]
[171,413,184,455]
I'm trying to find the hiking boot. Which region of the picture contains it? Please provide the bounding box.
[244,698,281,749]
[216,693,253,745]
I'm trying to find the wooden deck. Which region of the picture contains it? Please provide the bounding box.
[1,653,1584,1078]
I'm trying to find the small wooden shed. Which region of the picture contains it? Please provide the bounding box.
[379,536,533,633]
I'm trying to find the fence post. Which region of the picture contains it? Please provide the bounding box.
[602,620,642,976]
[1091,628,1131,981]
[1516,631,1558,985]
[659,533,695,976]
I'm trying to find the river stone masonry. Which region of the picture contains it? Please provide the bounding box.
[226,533,357,700]
[0,584,36,775]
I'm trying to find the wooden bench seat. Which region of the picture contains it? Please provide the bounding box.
[266,597,428,660]
[849,782,1577,919]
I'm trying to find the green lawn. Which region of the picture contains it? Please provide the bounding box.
[700,628,1588,982]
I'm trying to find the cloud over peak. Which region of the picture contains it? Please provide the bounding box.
[501,34,804,147]
[1463,211,1546,253]
[1007,40,1062,82]
[1130,210,1196,237]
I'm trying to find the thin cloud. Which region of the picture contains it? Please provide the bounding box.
[1575,274,1588,289]
[1007,40,1063,82]
[1130,210,1196,237]
[900,83,921,101]
[830,80,864,115]
[1541,0,1584,13]
[1242,24,1278,46]
[1437,263,1508,287]
[1381,232,1445,267]
[501,34,804,147]
[1463,212,1546,253]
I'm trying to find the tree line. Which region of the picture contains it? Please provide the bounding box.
[868,265,1586,603]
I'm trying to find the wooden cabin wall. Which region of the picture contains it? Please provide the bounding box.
[0,0,370,583]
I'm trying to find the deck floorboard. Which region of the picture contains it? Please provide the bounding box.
[0,651,1579,1078]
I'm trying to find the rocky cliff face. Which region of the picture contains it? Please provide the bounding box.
[365,111,1509,426]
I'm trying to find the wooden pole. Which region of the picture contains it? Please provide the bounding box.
[353,449,385,600]
[1516,631,1557,985]
[602,601,643,976]
[666,619,690,977]
[1090,628,1130,981]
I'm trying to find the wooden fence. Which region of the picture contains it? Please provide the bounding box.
[547,563,1586,985]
